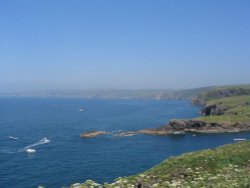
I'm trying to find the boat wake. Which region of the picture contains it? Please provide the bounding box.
[19,137,50,152]
[0,138,50,154]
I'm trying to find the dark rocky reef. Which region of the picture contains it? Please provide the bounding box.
[140,119,250,135]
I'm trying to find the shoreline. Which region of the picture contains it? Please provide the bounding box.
[75,85,250,187]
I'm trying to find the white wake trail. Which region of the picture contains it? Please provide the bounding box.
[18,137,50,152]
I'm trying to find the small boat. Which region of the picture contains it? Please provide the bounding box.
[233,138,246,141]
[25,148,36,153]
[79,109,84,112]
[8,136,18,140]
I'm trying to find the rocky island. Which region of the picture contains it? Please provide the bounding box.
[80,131,107,138]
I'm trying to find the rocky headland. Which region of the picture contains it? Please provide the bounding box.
[139,86,250,136]
[140,119,250,135]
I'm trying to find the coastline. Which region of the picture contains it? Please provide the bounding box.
[72,85,250,187]
[81,86,250,138]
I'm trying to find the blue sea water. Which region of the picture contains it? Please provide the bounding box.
[0,97,250,188]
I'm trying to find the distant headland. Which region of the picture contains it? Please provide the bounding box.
[80,84,250,137]
[0,87,213,100]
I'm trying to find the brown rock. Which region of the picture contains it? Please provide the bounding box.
[80,131,106,138]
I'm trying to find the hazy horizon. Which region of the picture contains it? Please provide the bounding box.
[1,0,250,92]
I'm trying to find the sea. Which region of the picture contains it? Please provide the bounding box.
[0,97,250,188]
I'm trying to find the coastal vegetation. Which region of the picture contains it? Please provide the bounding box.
[198,95,250,123]
[70,141,250,188]
[192,85,250,105]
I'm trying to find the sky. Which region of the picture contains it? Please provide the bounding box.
[0,0,250,92]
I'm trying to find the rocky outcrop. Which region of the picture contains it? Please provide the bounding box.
[201,104,225,116]
[80,131,139,138]
[80,131,107,138]
[139,119,250,135]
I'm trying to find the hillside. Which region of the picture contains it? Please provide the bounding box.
[70,141,250,188]
[198,95,250,124]
[192,84,250,105]
[139,85,250,135]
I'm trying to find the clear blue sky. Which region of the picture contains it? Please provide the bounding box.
[1,0,250,92]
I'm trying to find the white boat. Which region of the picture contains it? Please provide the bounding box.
[233,138,246,141]
[8,136,18,140]
[25,148,36,153]
[79,109,84,112]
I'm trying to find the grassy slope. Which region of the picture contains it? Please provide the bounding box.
[194,84,250,102]
[72,141,250,188]
[197,95,250,123]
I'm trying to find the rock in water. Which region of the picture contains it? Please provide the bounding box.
[80,131,106,138]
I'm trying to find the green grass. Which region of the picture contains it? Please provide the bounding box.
[197,95,250,123]
[195,85,250,102]
[198,114,250,123]
[206,95,250,109]
[227,105,250,115]
[72,141,250,188]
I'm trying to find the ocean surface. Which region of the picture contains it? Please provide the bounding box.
[0,97,250,188]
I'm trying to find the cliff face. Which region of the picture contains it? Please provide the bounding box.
[201,104,225,116]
